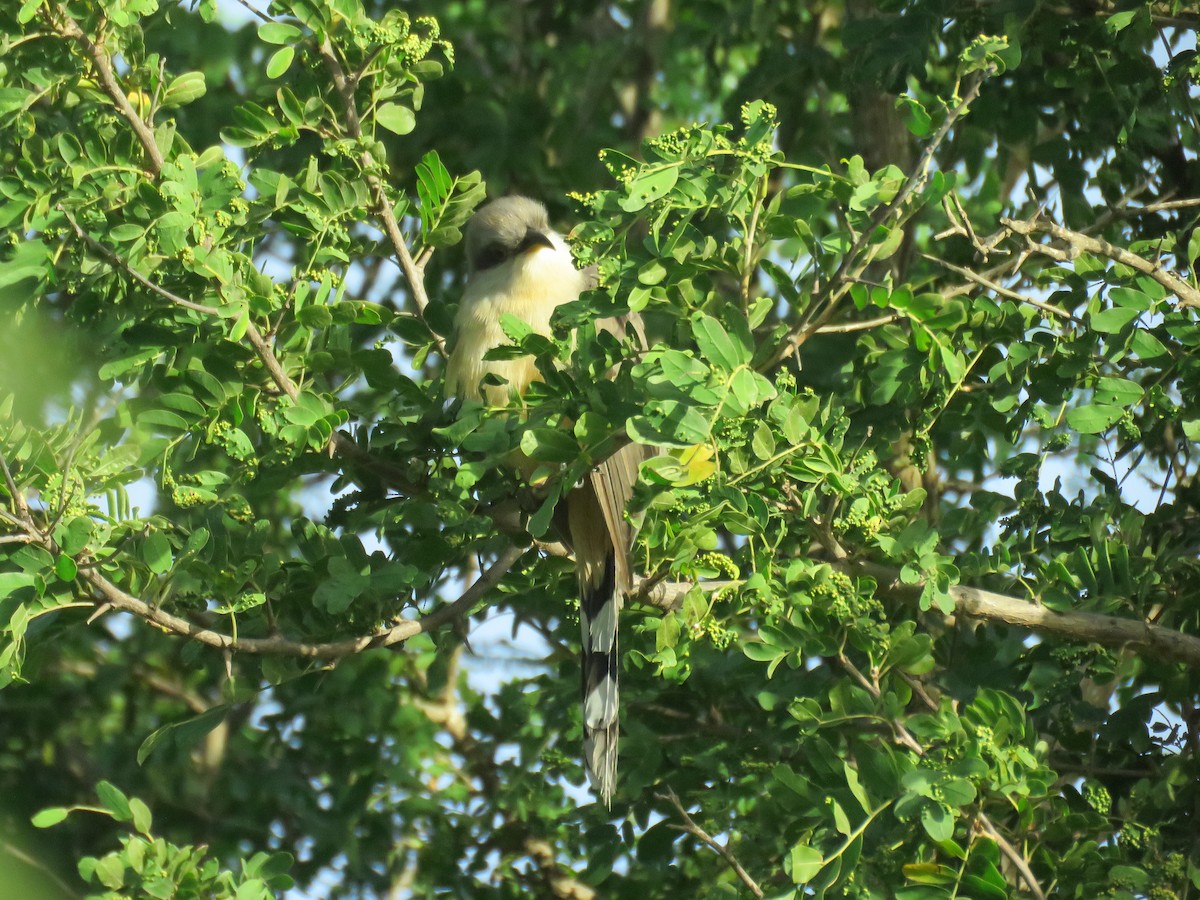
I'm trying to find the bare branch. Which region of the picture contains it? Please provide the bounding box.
[816,314,901,333]
[1003,216,1200,309]
[975,813,1047,900]
[1122,197,1200,215]
[657,787,763,898]
[0,446,30,522]
[922,252,1079,321]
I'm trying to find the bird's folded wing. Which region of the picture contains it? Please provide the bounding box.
[590,310,651,589]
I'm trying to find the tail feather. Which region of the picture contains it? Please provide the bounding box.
[580,550,619,804]
[568,438,646,805]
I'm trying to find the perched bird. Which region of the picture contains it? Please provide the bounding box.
[445,196,644,804]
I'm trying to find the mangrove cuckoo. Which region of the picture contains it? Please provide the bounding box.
[445,196,644,804]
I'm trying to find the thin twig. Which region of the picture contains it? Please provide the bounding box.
[64,212,331,440]
[921,252,1079,322]
[975,813,1047,900]
[0,446,30,521]
[77,544,526,658]
[656,787,764,898]
[316,39,441,350]
[230,0,272,23]
[63,212,221,316]
[837,655,923,754]
[833,658,1047,899]
[771,71,991,365]
[740,175,768,307]
[0,839,81,899]
[1121,197,1200,215]
[816,314,901,333]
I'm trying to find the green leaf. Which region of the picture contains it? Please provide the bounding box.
[0,572,37,599]
[31,807,70,828]
[266,46,295,79]
[921,804,953,842]
[1090,307,1139,334]
[54,555,78,581]
[376,103,416,135]
[1104,9,1139,33]
[620,164,679,212]
[94,856,125,889]
[109,224,145,242]
[519,427,579,462]
[692,313,749,371]
[129,798,153,836]
[751,421,776,459]
[313,556,369,614]
[17,0,41,25]
[162,72,206,107]
[528,487,559,538]
[137,706,229,765]
[1066,403,1124,434]
[96,781,132,821]
[258,21,302,43]
[142,532,174,575]
[627,402,712,447]
[896,94,932,137]
[787,844,824,884]
[1093,376,1143,408]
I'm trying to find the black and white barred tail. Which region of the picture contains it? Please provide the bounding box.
[579,549,619,804]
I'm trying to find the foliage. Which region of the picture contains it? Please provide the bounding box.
[3,0,1200,898]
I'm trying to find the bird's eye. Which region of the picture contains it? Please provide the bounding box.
[474,243,507,271]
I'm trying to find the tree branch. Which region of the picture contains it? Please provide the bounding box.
[49,4,164,176]
[316,38,441,350]
[836,658,1047,899]
[922,252,1079,322]
[63,210,427,490]
[816,313,901,333]
[637,561,1200,670]
[79,544,526,658]
[859,559,1200,668]
[657,787,764,898]
[771,71,990,365]
[1003,215,1200,309]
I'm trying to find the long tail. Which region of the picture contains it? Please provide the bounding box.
[580,549,619,804]
[569,489,620,805]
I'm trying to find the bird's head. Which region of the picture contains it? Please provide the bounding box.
[465,196,560,274]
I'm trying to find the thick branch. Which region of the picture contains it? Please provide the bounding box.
[638,562,1200,670]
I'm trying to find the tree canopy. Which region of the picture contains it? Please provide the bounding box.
[3,0,1200,898]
